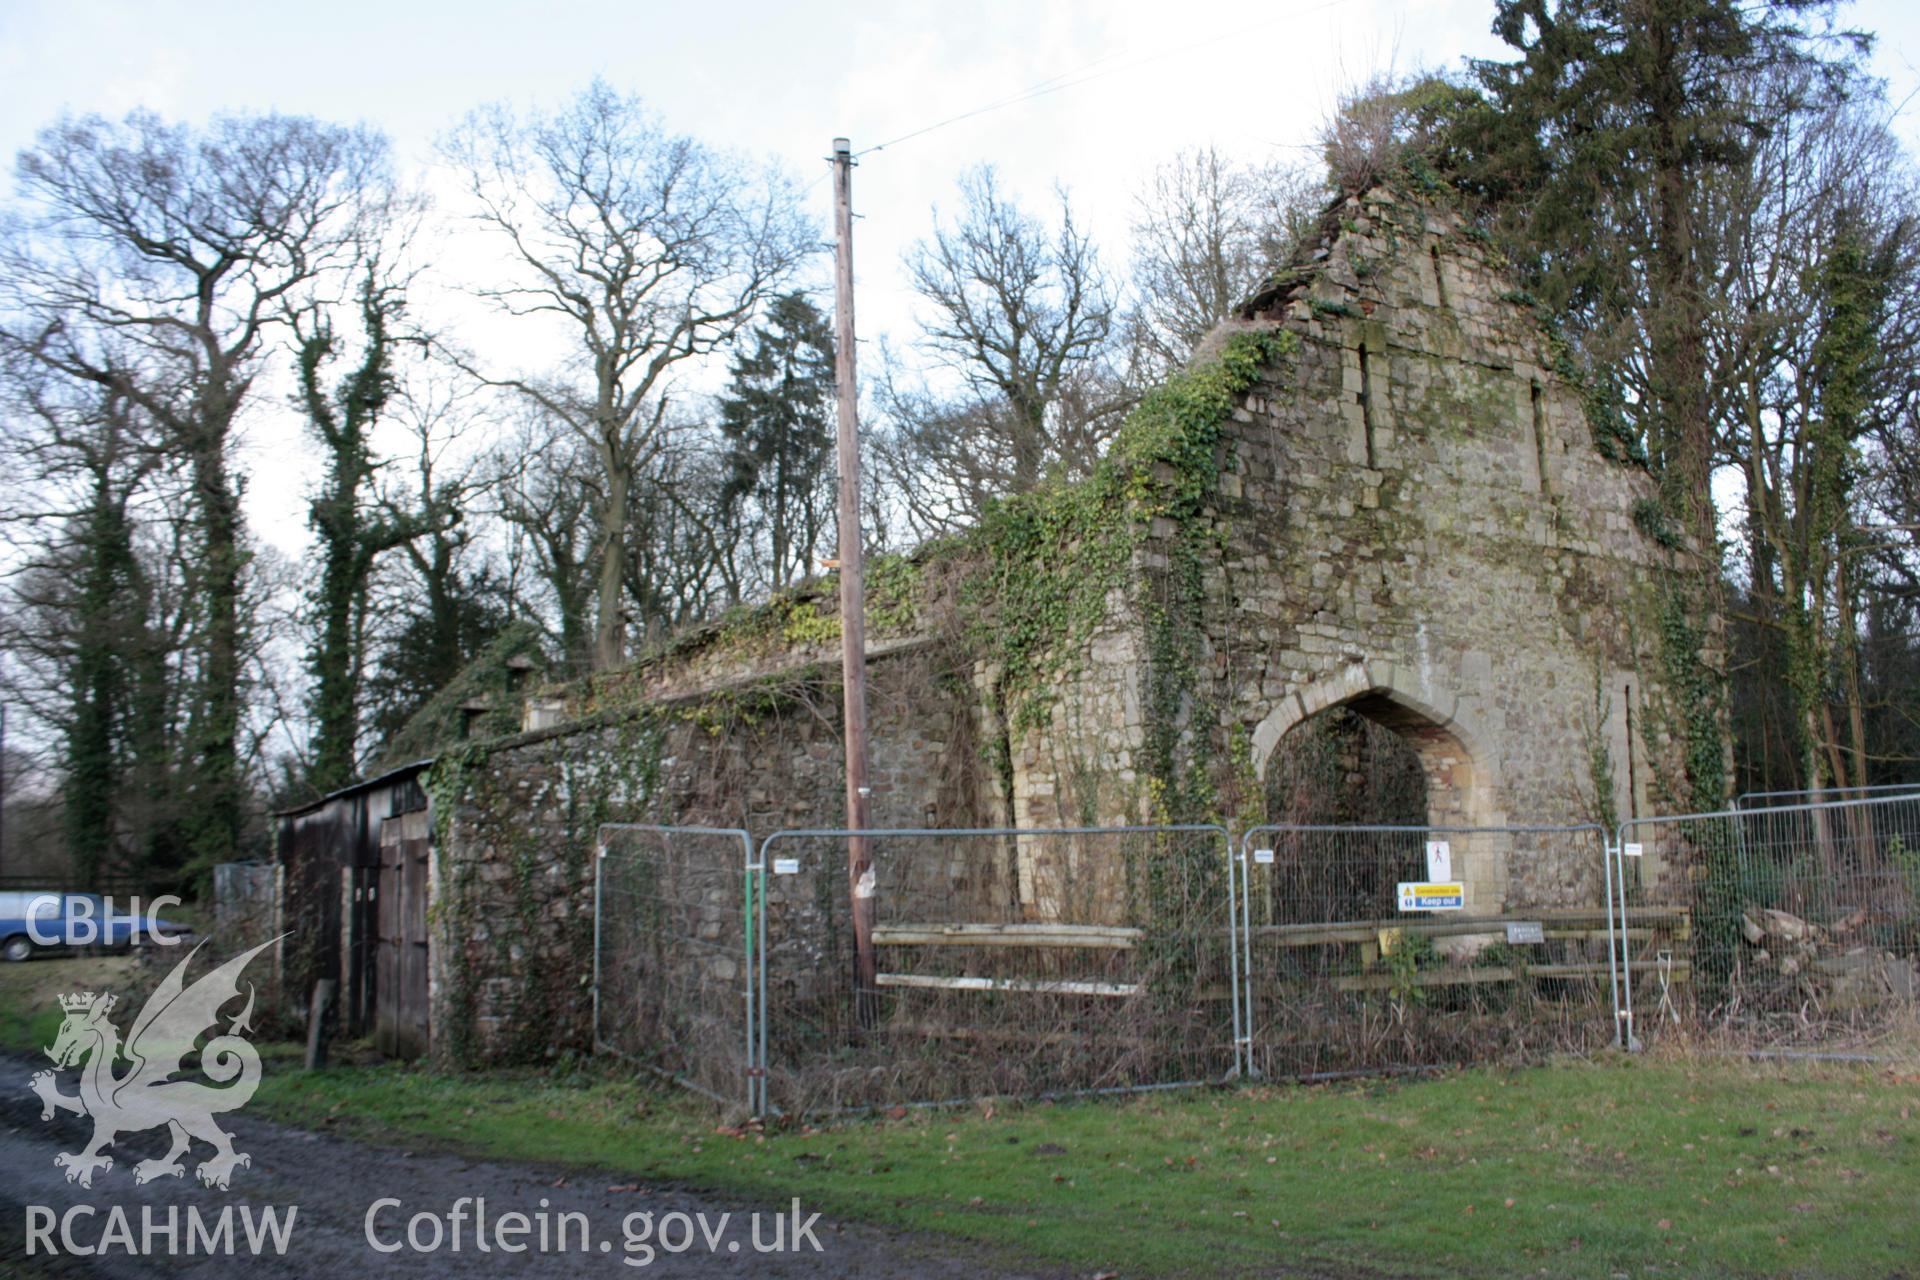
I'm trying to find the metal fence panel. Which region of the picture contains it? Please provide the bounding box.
[593,825,756,1108]
[584,796,1920,1110]
[1735,784,1920,810]
[212,860,278,949]
[1239,824,1615,1078]
[755,826,1237,1115]
[1617,793,1920,1050]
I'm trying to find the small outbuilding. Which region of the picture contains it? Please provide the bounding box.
[274,761,434,1059]
[271,624,551,1060]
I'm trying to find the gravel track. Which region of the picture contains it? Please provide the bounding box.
[0,1053,1065,1279]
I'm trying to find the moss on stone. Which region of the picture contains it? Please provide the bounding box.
[374,621,550,771]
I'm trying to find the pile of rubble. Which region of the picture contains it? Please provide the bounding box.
[1741,906,1919,1012]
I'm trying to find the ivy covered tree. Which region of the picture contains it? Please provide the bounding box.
[59,422,145,883]
[295,269,448,794]
[0,360,189,888]
[1740,209,1911,793]
[1412,0,1871,810]
[1,108,393,868]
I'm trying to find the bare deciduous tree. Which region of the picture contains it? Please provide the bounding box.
[440,79,812,669]
[493,406,600,672]
[881,166,1124,536]
[1125,147,1323,377]
[624,425,744,643]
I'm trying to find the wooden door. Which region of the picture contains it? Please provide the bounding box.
[342,865,377,1036]
[375,810,431,1059]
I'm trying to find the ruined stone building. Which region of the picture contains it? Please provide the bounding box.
[278,181,1695,1064]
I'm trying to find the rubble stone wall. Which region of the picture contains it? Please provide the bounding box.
[429,642,991,1063]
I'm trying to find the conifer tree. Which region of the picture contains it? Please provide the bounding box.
[715,293,836,592]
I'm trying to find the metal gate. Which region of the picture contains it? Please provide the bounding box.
[592,825,757,1108]
[1237,824,1616,1077]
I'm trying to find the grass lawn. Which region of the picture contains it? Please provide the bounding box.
[9,957,1918,1277]
[0,951,342,1072]
[246,1052,1920,1279]
[0,951,135,1053]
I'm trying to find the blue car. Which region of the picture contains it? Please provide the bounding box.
[0,892,191,961]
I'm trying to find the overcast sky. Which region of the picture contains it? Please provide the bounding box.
[4,0,1919,564]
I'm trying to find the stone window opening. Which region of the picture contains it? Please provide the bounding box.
[1529,379,1552,495]
[1356,341,1378,468]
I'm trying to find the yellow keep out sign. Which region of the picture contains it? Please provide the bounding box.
[1397,881,1466,912]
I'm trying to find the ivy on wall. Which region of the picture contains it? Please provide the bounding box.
[966,330,1298,751]
[377,622,550,770]
[421,704,678,1066]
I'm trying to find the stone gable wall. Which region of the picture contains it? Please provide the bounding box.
[1026,186,1686,911]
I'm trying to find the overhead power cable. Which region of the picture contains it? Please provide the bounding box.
[854,0,1356,159]
[800,0,1360,197]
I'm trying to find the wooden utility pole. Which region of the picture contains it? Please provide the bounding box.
[830,137,878,1017]
[0,702,7,878]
